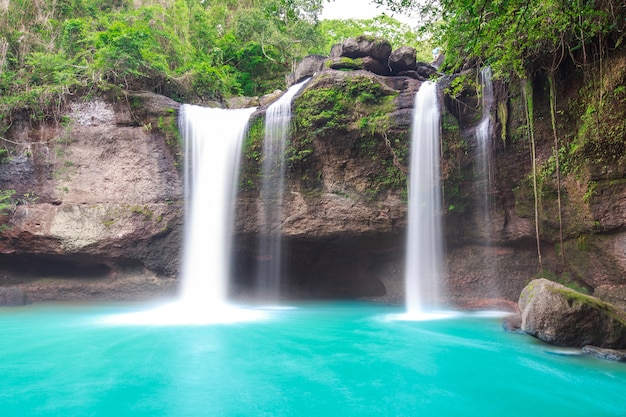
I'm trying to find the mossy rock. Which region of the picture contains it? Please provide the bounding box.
[519,278,626,348]
[327,57,364,71]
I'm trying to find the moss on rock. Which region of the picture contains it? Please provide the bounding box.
[519,278,626,348]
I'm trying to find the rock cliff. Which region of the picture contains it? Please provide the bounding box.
[1,40,626,309]
[0,92,183,300]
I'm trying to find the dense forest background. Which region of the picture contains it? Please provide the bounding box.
[2,0,624,130]
[0,0,426,129]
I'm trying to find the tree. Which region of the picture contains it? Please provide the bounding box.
[373,0,625,78]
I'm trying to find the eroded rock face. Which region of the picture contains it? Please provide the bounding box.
[0,92,183,300]
[233,69,420,299]
[519,278,626,348]
[3,43,626,307]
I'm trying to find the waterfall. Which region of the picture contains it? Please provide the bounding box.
[256,78,309,299]
[405,81,444,315]
[179,104,256,306]
[105,104,266,325]
[475,67,494,227]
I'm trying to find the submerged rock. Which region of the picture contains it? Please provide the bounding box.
[582,345,626,362]
[0,287,31,306]
[502,314,523,333]
[519,278,626,348]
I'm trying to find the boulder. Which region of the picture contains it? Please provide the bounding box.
[397,70,421,80]
[332,36,392,63]
[226,96,259,109]
[416,62,439,79]
[259,90,283,107]
[361,56,391,75]
[519,278,626,348]
[290,55,327,86]
[0,287,31,306]
[329,43,343,59]
[389,46,417,73]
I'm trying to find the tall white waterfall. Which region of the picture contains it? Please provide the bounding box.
[104,104,264,325]
[179,104,256,306]
[475,67,494,224]
[405,81,444,314]
[257,79,309,299]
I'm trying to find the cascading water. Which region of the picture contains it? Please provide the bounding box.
[475,67,494,227]
[256,78,309,299]
[179,104,256,306]
[473,67,500,300]
[106,104,265,325]
[404,81,444,315]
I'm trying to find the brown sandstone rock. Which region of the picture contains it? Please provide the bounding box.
[0,94,184,295]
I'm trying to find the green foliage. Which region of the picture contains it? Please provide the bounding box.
[375,0,625,78]
[0,189,16,233]
[293,75,407,197]
[240,116,265,190]
[129,204,154,221]
[294,75,396,140]
[440,110,471,213]
[0,0,324,130]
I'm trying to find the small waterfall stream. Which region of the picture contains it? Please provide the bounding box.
[475,67,494,228]
[257,79,309,299]
[179,104,256,306]
[404,81,444,315]
[474,67,499,299]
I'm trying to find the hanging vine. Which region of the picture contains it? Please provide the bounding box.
[522,78,543,273]
[548,73,565,269]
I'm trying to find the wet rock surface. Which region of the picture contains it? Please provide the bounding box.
[582,345,626,362]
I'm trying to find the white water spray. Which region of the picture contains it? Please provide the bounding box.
[179,104,257,306]
[257,78,309,299]
[405,81,444,315]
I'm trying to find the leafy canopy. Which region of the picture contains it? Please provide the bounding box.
[373,0,625,77]
[0,0,325,124]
